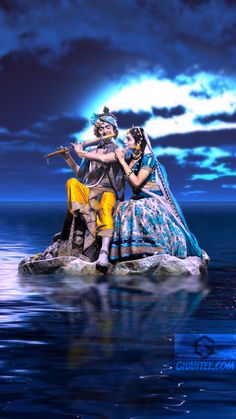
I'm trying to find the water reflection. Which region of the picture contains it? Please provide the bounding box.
[19,274,208,338]
[0,275,206,417]
[2,275,236,417]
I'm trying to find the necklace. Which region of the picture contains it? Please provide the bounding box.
[131,151,142,160]
[129,155,142,172]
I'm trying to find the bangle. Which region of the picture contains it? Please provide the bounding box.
[125,169,133,179]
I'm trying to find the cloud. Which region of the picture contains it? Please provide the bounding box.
[154,128,236,149]
[191,173,221,181]
[192,146,232,168]
[53,168,72,174]
[152,105,186,118]
[154,146,191,165]
[0,113,88,154]
[153,145,233,165]
[0,127,10,135]
[222,184,236,189]
[31,113,87,137]
[14,129,41,138]
[0,139,50,153]
[196,111,236,124]
[92,73,236,139]
[1,0,236,75]
[154,145,236,181]
[181,190,206,196]
[114,110,151,129]
[191,160,236,180]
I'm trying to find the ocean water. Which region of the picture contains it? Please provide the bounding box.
[0,202,236,419]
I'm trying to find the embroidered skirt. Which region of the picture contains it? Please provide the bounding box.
[110,197,187,261]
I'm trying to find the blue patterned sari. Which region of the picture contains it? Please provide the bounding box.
[110,154,202,262]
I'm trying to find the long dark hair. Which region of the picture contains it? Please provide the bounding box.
[127,126,147,174]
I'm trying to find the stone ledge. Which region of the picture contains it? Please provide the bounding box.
[18,256,76,275]
[112,254,208,276]
[18,252,208,276]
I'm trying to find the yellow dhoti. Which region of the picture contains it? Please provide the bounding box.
[66,178,116,239]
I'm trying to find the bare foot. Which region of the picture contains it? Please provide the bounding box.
[96,250,109,273]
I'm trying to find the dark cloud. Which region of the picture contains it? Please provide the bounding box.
[196,112,236,124]
[0,113,87,154]
[190,90,211,99]
[115,110,151,128]
[151,128,236,148]
[152,105,186,118]
[0,38,142,130]
[32,114,87,137]
[0,0,23,13]
[132,152,192,198]
[215,156,236,172]
[0,0,236,75]
[1,0,236,201]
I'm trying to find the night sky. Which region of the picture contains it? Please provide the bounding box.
[1,0,236,202]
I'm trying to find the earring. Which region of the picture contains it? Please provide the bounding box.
[132,143,142,160]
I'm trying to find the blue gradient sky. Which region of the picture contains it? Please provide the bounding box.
[0,0,236,201]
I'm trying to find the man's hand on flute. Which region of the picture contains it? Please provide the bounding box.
[70,143,86,158]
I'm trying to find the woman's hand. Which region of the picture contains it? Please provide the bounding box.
[115,148,125,164]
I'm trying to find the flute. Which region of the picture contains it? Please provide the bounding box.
[44,133,115,159]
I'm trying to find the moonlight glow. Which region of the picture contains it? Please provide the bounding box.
[78,72,236,141]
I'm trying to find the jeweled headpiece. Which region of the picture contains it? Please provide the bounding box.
[90,106,118,131]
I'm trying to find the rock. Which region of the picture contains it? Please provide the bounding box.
[112,254,208,276]
[57,258,110,275]
[18,230,98,275]
[18,256,76,275]
[18,252,208,277]
[202,249,210,265]
[156,255,208,276]
[18,222,209,276]
[18,254,112,276]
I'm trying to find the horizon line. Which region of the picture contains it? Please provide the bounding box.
[0,200,236,203]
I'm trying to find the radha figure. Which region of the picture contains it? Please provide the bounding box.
[110,126,203,262]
